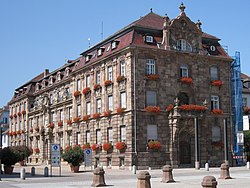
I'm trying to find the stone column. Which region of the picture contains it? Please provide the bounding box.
[161,165,175,183]
[201,176,217,188]
[137,171,151,188]
[219,163,232,179]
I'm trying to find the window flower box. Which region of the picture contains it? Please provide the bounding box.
[180,77,193,85]
[48,123,54,129]
[212,141,224,148]
[9,115,13,119]
[13,114,17,118]
[67,119,72,125]
[58,121,63,127]
[211,80,222,87]
[104,110,112,117]
[147,141,161,150]
[82,143,91,150]
[17,130,21,135]
[243,107,250,115]
[82,87,91,95]
[103,142,112,151]
[94,84,101,90]
[116,75,126,82]
[92,144,100,151]
[18,112,22,116]
[73,91,81,97]
[83,115,90,122]
[145,74,159,81]
[92,113,101,119]
[115,142,126,151]
[12,131,17,136]
[166,104,174,112]
[21,110,26,115]
[73,117,80,123]
[34,148,40,154]
[116,107,125,114]
[104,80,113,87]
[211,109,224,115]
[178,104,207,112]
[9,132,13,136]
[145,106,161,113]
[21,130,25,134]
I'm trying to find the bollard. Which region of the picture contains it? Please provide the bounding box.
[44,167,49,177]
[91,166,106,187]
[161,165,175,183]
[201,176,217,188]
[31,167,35,176]
[205,163,209,171]
[137,171,151,188]
[247,161,250,169]
[20,168,26,180]
[132,165,136,174]
[219,163,232,179]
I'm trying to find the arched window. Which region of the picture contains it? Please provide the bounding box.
[210,66,218,80]
[176,39,192,52]
[177,92,189,105]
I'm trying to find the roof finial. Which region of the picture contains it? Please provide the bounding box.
[179,2,186,12]
[196,19,202,30]
[150,8,153,13]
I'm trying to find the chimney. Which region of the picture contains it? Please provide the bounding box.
[161,15,170,50]
[44,69,49,77]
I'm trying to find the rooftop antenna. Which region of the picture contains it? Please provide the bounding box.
[88,38,91,48]
[101,21,104,41]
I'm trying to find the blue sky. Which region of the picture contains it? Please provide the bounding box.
[0,0,249,107]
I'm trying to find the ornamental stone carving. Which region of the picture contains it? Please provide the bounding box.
[106,85,113,95]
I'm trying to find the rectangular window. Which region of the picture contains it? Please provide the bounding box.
[180,64,189,77]
[86,102,91,115]
[96,71,101,84]
[108,128,113,143]
[24,102,26,110]
[145,36,153,43]
[96,99,101,113]
[69,107,72,119]
[120,60,126,76]
[60,110,63,121]
[243,97,247,107]
[77,104,81,117]
[147,124,158,142]
[120,126,126,141]
[86,131,91,144]
[76,132,81,145]
[86,75,90,87]
[211,95,219,110]
[210,67,218,80]
[108,95,113,111]
[108,66,113,81]
[120,92,127,109]
[76,79,81,91]
[146,91,157,106]
[96,129,102,144]
[146,59,155,75]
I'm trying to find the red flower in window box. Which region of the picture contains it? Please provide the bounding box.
[12,131,17,136]
[180,77,193,85]
[103,142,112,151]
[117,75,126,82]
[211,109,224,115]
[92,113,101,119]
[115,142,126,150]
[9,132,13,136]
[94,84,101,90]
[148,141,161,150]
[58,121,63,127]
[104,80,113,86]
[21,130,25,134]
[9,115,13,119]
[145,106,161,113]
[211,80,223,87]
[82,87,91,95]
[73,117,80,123]
[74,91,81,97]
[21,110,26,115]
[243,107,250,115]
[82,143,91,150]
[13,114,17,118]
[67,119,72,125]
[48,123,54,128]
[104,110,112,117]
[166,104,174,112]
[18,112,22,116]
[178,104,207,112]
[145,74,159,81]
[17,130,21,134]
[83,115,90,122]
[117,107,125,114]
[34,148,40,154]
[92,144,100,151]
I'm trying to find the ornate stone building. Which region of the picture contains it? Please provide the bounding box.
[8,4,233,168]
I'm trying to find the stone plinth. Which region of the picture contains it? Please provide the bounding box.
[91,167,106,187]
[161,165,175,183]
[201,176,217,188]
[137,171,151,188]
[219,163,232,179]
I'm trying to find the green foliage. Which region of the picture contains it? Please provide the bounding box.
[0,146,20,166]
[13,145,33,161]
[61,145,84,166]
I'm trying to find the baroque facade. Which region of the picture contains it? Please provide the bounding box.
[8,4,233,168]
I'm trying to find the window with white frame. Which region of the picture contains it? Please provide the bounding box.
[210,66,218,80]
[86,75,90,87]
[120,126,126,141]
[77,104,81,117]
[146,91,157,106]
[96,99,101,113]
[76,79,81,91]
[176,39,192,52]
[96,71,101,84]
[49,76,54,85]
[108,66,113,81]
[211,95,219,110]
[120,92,127,109]
[180,64,189,77]
[86,131,91,144]
[108,95,113,111]
[107,128,113,143]
[212,125,221,142]
[68,107,72,119]
[145,35,154,43]
[76,132,81,145]
[120,60,126,76]
[86,102,91,115]
[147,124,158,142]
[111,41,117,49]
[146,59,155,75]
[96,129,102,144]
[60,110,63,121]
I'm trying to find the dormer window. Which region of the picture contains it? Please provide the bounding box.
[65,67,70,77]
[97,48,105,56]
[35,83,40,91]
[49,76,54,85]
[176,39,192,52]
[42,80,47,88]
[111,41,119,50]
[57,72,62,81]
[85,55,92,62]
[145,35,154,43]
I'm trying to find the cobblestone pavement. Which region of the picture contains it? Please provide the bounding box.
[1,164,250,187]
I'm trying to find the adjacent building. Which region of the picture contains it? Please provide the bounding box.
[8,3,233,168]
[0,105,9,148]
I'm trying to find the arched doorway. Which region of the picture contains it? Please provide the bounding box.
[179,131,191,165]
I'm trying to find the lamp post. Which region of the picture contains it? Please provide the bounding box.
[224,118,229,164]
